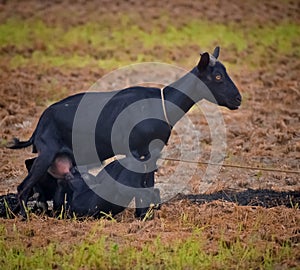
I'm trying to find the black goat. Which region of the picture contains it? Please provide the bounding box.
[8,47,242,217]
[25,155,160,218]
[67,157,160,218]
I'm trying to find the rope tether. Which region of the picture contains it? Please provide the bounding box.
[160,157,300,174]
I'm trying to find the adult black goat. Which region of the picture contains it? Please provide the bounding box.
[9,46,242,217]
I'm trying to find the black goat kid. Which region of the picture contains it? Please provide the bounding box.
[8,46,241,217]
[68,157,160,219]
[25,155,160,219]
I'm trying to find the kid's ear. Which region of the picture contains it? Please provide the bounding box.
[197,52,210,72]
[213,46,220,59]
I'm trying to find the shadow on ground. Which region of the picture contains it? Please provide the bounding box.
[173,189,300,208]
[1,189,299,218]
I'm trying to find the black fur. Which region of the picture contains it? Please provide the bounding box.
[8,47,241,217]
[67,158,160,218]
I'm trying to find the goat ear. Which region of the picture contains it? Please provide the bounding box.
[213,46,220,59]
[197,52,210,72]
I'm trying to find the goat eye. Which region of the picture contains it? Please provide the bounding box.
[215,74,222,81]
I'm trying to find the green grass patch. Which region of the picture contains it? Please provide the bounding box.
[0,222,295,270]
[249,22,300,54]
[0,16,299,70]
[10,53,96,69]
[0,18,62,50]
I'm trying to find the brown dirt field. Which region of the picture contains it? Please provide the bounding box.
[0,0,299,267]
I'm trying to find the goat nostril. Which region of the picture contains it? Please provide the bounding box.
[236,95,242,103]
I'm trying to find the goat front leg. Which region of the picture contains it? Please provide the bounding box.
[134,187,157,219]
[53,179,73,217]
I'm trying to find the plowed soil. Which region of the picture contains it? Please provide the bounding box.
[0,0,299,267]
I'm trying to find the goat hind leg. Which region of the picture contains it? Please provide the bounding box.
[18,152,57,218]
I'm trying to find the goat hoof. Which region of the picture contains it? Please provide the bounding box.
[18,213,28,221]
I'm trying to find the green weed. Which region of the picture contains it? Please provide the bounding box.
[1,17,299,70]
[0,222,296,270]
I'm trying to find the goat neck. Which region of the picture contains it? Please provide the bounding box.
[162,67,206,125]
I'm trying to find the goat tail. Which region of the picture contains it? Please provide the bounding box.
[7,136,34,149]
